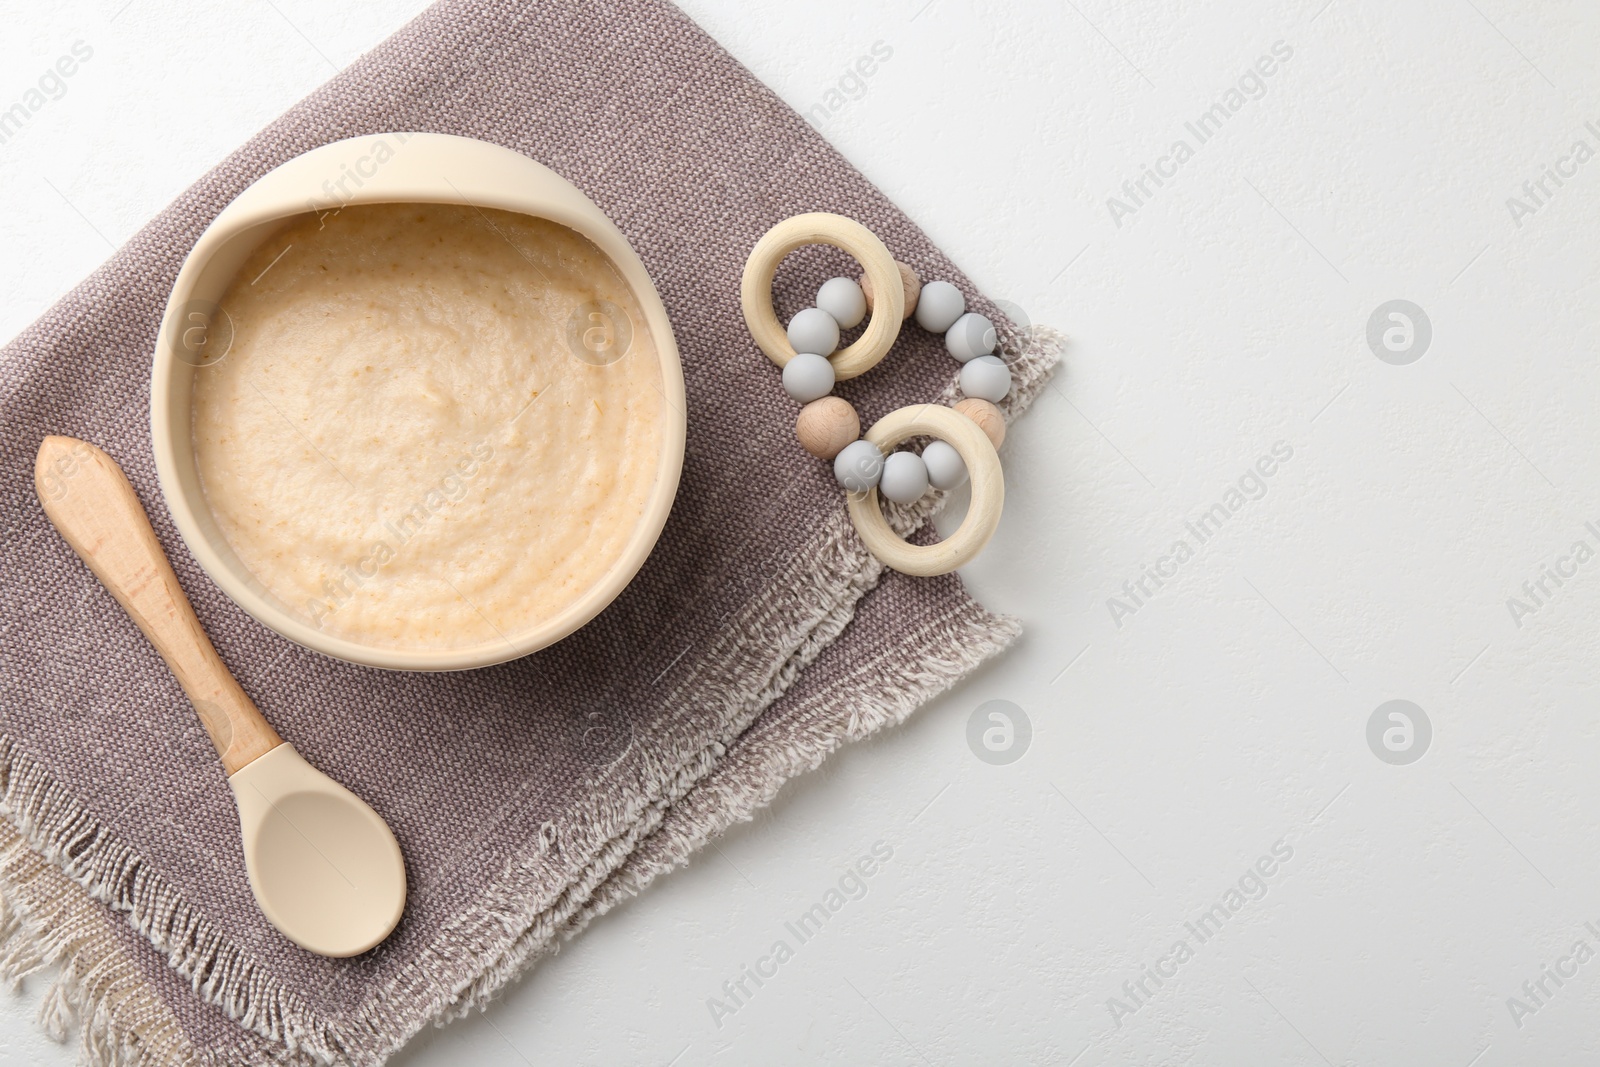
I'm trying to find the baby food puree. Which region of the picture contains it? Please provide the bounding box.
[192,202,664,652]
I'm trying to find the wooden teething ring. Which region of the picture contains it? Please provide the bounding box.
[847,405,1004,577]
[740,213,905,380]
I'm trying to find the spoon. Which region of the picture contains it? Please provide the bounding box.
[34,436,406,958]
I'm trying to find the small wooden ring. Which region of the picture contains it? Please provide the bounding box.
[740,213,904,381]
[846,405,1004,576]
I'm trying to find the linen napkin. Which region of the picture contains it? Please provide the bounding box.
[0,0,1060,1062]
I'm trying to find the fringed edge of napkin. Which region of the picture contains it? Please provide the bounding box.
[508,584,1028,961]
[0,326,1063,1067]
[0,806,203,1065]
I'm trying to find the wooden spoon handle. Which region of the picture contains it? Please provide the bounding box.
[35,436,281,774]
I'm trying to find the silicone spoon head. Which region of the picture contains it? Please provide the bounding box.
[227,744,406,957]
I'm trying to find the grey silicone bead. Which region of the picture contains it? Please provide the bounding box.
[816,277,867,330]
[782,352,836,403]
[833,439,884,493]
[922,439,968,490]
[946,313,997,362]
[959,354,1011,402]
[787,307,840,357]
[914,280,965,333]
[879,451,930,505]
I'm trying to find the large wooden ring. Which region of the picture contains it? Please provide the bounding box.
[740,213,904,381]
[847,405,1004,576]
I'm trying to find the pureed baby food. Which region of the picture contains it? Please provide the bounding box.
[192,203,665,651]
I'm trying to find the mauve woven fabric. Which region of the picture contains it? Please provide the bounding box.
[0,0,1057,1063]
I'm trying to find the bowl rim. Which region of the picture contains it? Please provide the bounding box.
[150,132,686,672]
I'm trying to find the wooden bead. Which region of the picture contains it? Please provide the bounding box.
[953,397,1005,449]
[861,261,921,321]
[796,396,860,460]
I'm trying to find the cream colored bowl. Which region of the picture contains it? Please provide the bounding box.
[151,133,685,671]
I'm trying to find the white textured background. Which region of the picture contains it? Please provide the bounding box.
[3,0,1598,1064]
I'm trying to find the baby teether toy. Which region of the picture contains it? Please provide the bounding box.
[740,212,1010,577]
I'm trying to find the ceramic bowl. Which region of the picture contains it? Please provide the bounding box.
[150,133,685,671]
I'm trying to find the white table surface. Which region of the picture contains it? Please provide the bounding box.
[4,0,1599,1063]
